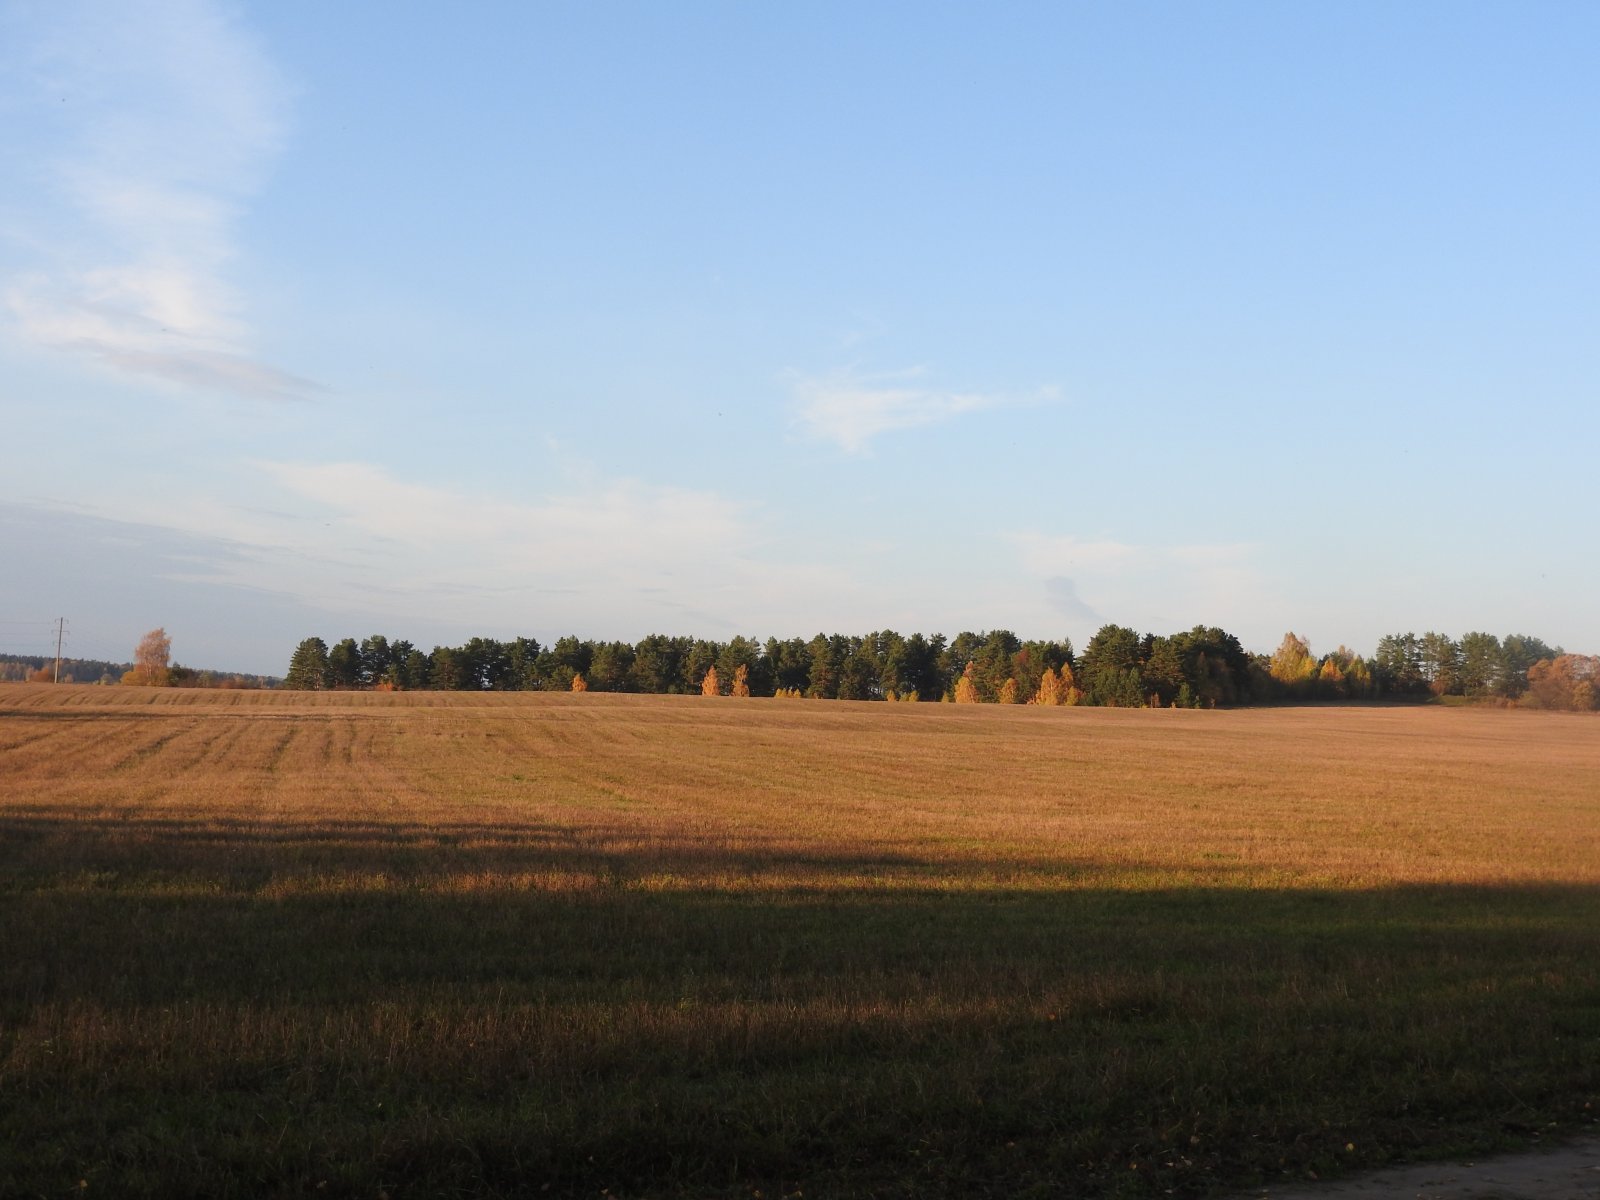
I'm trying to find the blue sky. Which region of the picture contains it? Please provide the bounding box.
[2,0,1596,676]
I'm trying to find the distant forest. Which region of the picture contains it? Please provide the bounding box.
[0,654,130,685]
[0,654,279,690]
[282,627,1599,711]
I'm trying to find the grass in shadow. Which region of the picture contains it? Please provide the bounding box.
[3,812,1597,1199]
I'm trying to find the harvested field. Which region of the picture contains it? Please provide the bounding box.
[1,683,1597,1198]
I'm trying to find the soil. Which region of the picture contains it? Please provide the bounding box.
[1233,1139,1600,1200]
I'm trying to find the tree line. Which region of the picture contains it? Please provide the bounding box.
[1,654,131,684]
[2,630,278,689]
[282,626,1596,710]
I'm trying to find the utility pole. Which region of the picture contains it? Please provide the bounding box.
[53,617,65,684]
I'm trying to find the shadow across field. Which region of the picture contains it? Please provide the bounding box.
[0,806,1158,888]
[2,808,1598,1200]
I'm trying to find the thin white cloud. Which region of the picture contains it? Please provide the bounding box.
[98,461,868,641]
[1,0,306,400]
[258,461,750,565]
[792,368,1046,454]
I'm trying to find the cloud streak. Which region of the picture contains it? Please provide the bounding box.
[92,461,869,642]
[792,368,1046,453]
[1,0,308,400]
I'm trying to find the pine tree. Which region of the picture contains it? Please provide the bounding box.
[285,637,330,690]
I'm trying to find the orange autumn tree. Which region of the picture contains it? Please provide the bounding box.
[570,673,588,693]
[1524,655,1600,712]
[1268,632,1316,694]
[1341,652,1374,699]
[123,627,172,686]
[731,664,750,697]
[1059,660,1083,705]
[997,677,1019,704]
[953,662,979,704]
[701,665,720,696]
[1316,656,1346,697]
[1032,666,1061,706]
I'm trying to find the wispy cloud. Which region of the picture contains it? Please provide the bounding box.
[792,368,1047,454]
[258,461,751,569]
[92,461,868,640]
[1,0,309,400]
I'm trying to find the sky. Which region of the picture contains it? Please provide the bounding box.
[1,1,1596,676]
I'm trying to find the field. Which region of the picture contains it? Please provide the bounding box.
[1,684,1597,1199]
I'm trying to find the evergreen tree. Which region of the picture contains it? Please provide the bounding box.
[1457,632,1504,698]
[1078,625,1143,706]
[837,640,880,700]
[974,630,1021,702]
[805,634,840,699]
[285,637,330,690]
[588,642,633,691]
[1500,634,1561,698]
[717,637,761,695]
[1419,632,1462,695]
[682,639,721,693]
[327,638,362,689]
[400,648,432,690]
[902,631,945,701]
[1141,635,1186,706]
[631,635,683,694]
[429,646,466,690]
[359,635,392,687]
[1374,633,1426,696]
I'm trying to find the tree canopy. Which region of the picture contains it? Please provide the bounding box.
[275,622,1586,710]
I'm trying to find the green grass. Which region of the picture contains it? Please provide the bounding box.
[1,685,1597,1197]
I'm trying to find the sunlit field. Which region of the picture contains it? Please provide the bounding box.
[2,684,1597,1198]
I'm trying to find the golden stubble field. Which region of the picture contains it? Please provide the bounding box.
[2,683,1597,1198]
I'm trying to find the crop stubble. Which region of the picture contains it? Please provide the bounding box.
[1,684,1597,1198]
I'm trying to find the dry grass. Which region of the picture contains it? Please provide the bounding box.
[2,684,1597,1198]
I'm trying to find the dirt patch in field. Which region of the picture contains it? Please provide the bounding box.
[1236,1138,1600,1200]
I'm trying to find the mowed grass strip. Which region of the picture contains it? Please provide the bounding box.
[1,684,1597,1198]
